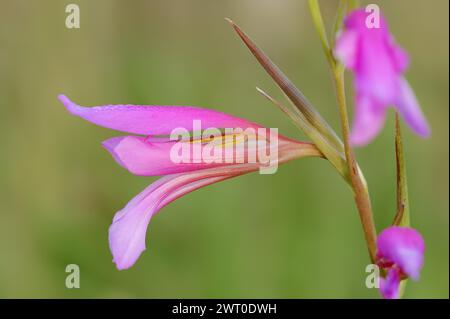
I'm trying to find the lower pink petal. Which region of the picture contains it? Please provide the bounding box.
[395,77,430,138]
[380,268,401,299]
[350,94,387,146]
[109,163,272,270]
[108,142,321,270]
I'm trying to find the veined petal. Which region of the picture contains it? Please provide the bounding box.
[377,226,425,280]
[109,143,321,269]
[102,133,320,176]
[350,94,387,146]
[102,136,223,176]
[58,94,261,135]
[395,77,430,138]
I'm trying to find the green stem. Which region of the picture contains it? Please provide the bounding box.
[333,69,377,263]
[308,0,377,263]
[393,113,410,226]
[308,0,336,68]
[393,113,411,298]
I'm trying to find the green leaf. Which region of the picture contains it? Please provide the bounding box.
[226,18,351,183]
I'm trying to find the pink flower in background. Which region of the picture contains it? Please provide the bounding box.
[59,95,320,270]
[334,9,430,146]
[376,226,425,299]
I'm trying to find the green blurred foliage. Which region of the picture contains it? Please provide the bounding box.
[0,0,447,298]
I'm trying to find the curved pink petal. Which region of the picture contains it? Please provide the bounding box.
[379,268,400,299]
[58,94,261,135]
[109,143,321,269]
[109,165,260,270]
[395,77,430,138]
[377,226,425,280]
[350,94,387,146]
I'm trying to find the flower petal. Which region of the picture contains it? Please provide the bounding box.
[356,37,399,104]
[102,134,321,176]
[108,140,321,269]
[58,94,261,135]
[377,226,425,280]
[334,30,359,70]
[102,136,223,176]
[109,165,261,270]
[350,94,387,146]
[395,78,430,138]
[379,268,401,299]
[338,9,429,144]
[387,36,410,73]
[342,9,398,103]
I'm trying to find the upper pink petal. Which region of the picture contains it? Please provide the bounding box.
[355,35,400,104]
[58,94,261,135]
[377,226,425,280]
[343,9,388,32]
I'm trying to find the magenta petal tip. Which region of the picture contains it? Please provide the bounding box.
[58,94,84,115]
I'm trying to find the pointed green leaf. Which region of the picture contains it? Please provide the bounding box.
[226,18,350,182]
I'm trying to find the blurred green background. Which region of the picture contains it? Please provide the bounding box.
[0,0,448,298]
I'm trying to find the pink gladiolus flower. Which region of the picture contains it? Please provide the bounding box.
[334,9,430,146]
[376,226,425,299]
[59,95,321,270]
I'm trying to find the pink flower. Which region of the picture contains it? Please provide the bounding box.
[334,9,430,146]
[59,95,321,270]
[376,226,425,299]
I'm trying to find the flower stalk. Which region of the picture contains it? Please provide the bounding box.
[392,113,411,297]
[308,0,377,262]
[393,113,410,227]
